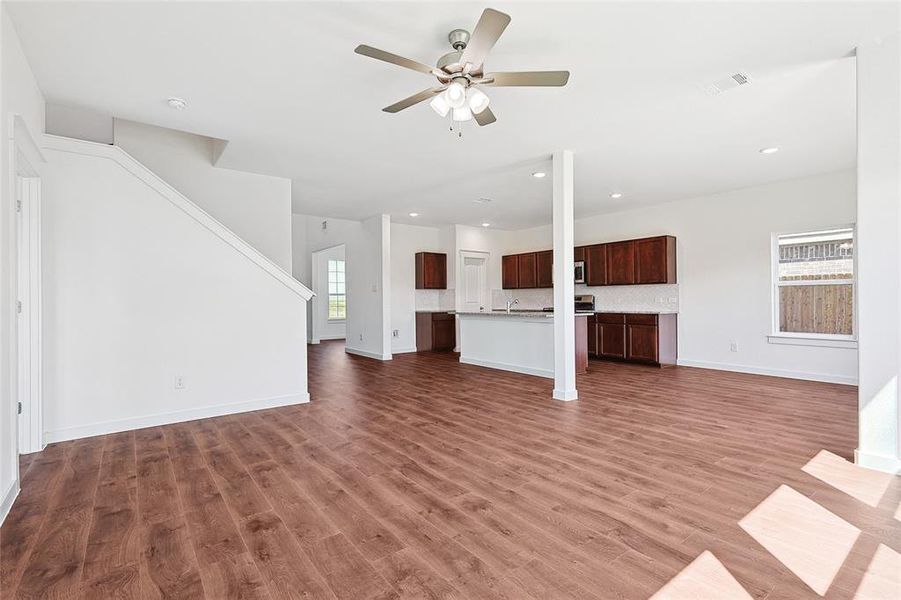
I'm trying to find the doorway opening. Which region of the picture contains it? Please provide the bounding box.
[310,244,346,345]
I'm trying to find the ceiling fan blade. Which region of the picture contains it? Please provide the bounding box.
[482,71,570,87]
[355,44,436,75]
[460,8,511,70]
[383,86,446,113]
[474,107,497,126]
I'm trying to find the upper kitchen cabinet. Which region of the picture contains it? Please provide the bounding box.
[574,246,586,263]
[536,250,553,288]
[415,252,447,289]
[585,244,607,286]
[635,236,677,284]
[606,240,636,285]
[518,252,538,288]
[502,254,520,289]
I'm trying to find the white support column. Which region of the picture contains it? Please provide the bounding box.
[856,33,901,473]
[552,150,577,401]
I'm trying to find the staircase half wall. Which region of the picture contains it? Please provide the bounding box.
[41,135,312,443]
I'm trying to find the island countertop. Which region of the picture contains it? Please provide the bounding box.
[453,310,593,318]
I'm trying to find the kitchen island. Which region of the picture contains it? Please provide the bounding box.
[456,311,589,378]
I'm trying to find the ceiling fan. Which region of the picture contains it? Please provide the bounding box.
[354,8,569,131]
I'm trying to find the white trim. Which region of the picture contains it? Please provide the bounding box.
[0,480,19,527]
[677,358,857,385]
[391,346,418,354]
[770,224,857,339]
[345,346,392,361]
[41,134,313,301]
[44,392,310,444]
[767,334,858,349]
[460,356,553,379]
[854,449,901,474]
[553,389,579,401]
[317,334,346,341]
[15,176,43,454]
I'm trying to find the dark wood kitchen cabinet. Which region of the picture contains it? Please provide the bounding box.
[586,313,677,366]
[536,250,553,288]
[585,244,608,286]
[415,252,447,289]
[518,252,537,289]
[574,246,586,263]
[635,236,677,284]
[606,241,636,285]
[502,254,519,289]
[416,312,456,351]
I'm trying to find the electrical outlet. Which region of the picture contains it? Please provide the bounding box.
[359,333,363,341]
[174,375,185,389]
[729,341,738,352]
[392,329,399,338]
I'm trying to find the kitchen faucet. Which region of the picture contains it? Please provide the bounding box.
[505,298,519,313]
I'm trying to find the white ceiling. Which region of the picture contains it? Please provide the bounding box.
[7,2,898,229]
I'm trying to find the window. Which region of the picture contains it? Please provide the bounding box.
[773,227,854,340]
[328,259,346,320]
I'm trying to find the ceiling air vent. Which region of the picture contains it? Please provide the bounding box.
[703,72,753,96]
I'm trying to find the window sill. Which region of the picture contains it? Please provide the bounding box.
[327,318,346,323]
[767,334,857,349]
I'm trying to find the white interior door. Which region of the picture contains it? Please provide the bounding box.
[460,253,488,312]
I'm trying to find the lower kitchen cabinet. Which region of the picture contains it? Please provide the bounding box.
[587,313,677,366]
[416,312,456,352]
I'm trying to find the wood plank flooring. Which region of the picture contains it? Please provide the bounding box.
[2,340,899,599]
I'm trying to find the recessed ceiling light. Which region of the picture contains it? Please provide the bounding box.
[408,212,419,217]
[481,222,490,227]
[610,192,623,199]
[166,97,187,110]
[759,147,779,154]
[532,171,546,178]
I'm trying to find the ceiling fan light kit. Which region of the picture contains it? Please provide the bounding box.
[354,7,569,136]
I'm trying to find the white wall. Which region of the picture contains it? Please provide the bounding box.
[293,213,392,359]
[310,244,346,342]
[345,215,391,360]
[41,143,310,442]
[390,222,447,353]
[46,103,113,144]
[115,119,293,271]
[1,6,45,521]
[856,33,900,472]
[502,169,858,384]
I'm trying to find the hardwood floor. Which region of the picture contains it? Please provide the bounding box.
[2,340,899,599]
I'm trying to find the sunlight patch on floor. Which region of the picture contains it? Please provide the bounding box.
[853,544,901,599]
[649,551,753,600]
[802,450,895,508]
[739,484,860,596]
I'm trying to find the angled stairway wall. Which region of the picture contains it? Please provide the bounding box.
[41,135,312,443]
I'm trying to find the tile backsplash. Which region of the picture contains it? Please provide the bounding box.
[577,283,679,313]
[492,284,679,313]
[415,289,455,311]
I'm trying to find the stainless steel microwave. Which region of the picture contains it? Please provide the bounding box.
[574,261,586,284]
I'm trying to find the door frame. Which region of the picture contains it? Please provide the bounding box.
[458,250,490,312]
[309,243,346,345]
[9,115,45,456]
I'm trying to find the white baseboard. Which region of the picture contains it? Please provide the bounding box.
[345,347,392,361]
[553,389,579,401]
[0,479,19,527]
[391,347,418,354]
[319,334,346,341]
[677,358,858,386]
[855,449,901,474]
[44,392,310,444]
[460,356,553,379]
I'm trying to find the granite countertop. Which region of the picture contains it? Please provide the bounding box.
[415,310,455,313]
[594,309,679,314]
[453,310,593,318]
